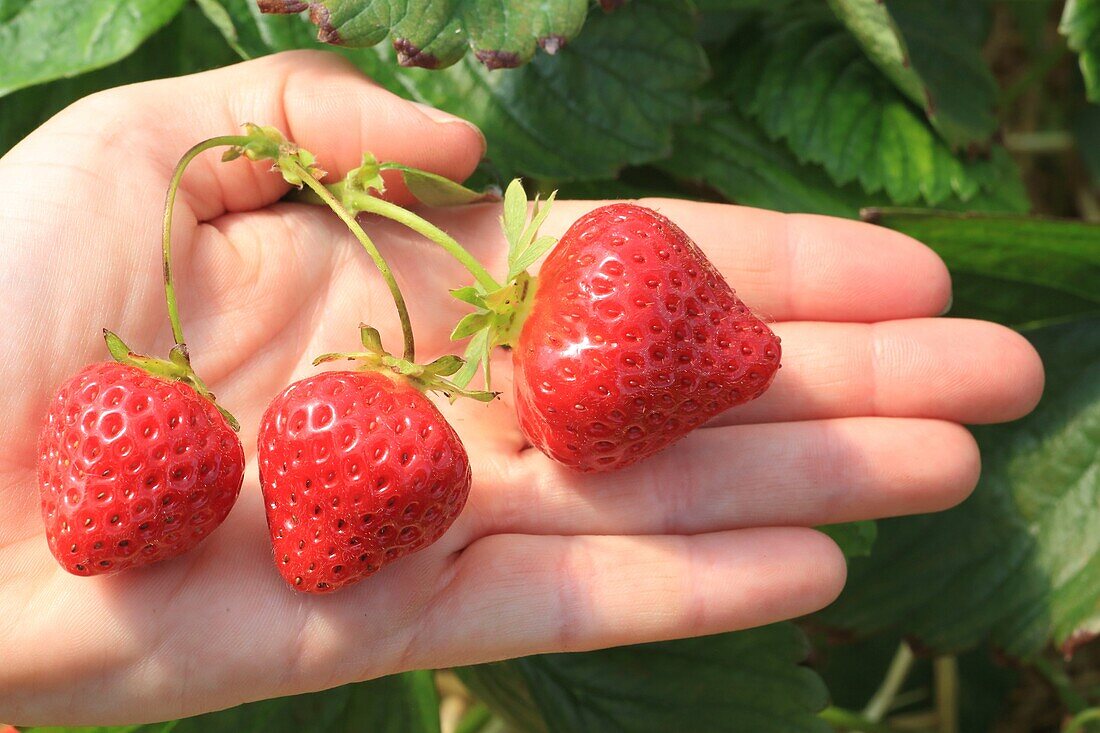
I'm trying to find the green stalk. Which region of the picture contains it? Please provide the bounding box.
[864,641,916,722]
[287,161,417,362]
[819,707,902,733]
[1064,708,1100,733]
[342,188,499,291]
[162,135,253,347]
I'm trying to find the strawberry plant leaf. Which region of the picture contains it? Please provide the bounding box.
[827,0,998,148]
[1061,0,1100,102]
[716,5,1026,209]
[257,0,589,70]
[0,0,186,97]
[195,0,708,181]
[862,209,1100,328]
[389,0,709,180]
[818,317,1100,659]
[458,625,830,732]
[661,105,884,218]
[23,672,440,733]
[819,521,877,559]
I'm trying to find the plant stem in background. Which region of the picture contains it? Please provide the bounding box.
[819,706,906,733]
[1064,708,1100,733]
[864,641,916,722]
[933,656,958,733]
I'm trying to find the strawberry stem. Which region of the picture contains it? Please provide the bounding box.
[342,191,500,292]
[284,160,417,363]
[162,135,255,346]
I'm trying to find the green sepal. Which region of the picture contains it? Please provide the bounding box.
[102,330,240,432]
[447,179,554,391]
[313,324,497,405]
[451,286,488,308]
[381,162,498,207]
[451,312,491,341]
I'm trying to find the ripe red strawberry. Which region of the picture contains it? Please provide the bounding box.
[38,362,245,576]
[258,370,471,593]
[511,203,781,471]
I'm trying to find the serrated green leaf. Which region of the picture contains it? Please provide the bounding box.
[382,162,495,206]
[818,318,1100,658]
[450,312,490,341]
[0,0,187,97]
[24,673,440,733]
[828,0,998,148]
[819,521,877,559]
[862,209,1100,327]
[388,0,709,180]
[518,191,556,252]
[459,625,830,733]
[510,235,558,279]
[258,0,588,70]
[0,4,238,154]
[451,286,488,308]
[194,0,708,181]
[1062,0,1100,102]
[716,6,1025,209]
[661,105,880,217]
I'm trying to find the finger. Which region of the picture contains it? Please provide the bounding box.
[5,50,484,218]
[712,319,1045,426]
[465,418,979,539]
[402,528,845,668]
[419,199,952,323]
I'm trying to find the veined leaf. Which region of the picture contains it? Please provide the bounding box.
[459,625,830,733]
[24,673,441,733]
[661,105,883,218]
[200,0,708,181]
[0,5,239,153]
[382,163,497,206]
[1061,0,1100,102]
[828,0,998,147]
[818,318,1100,658]
[716,6,1026,209]
[258,0,588,70]
[862,209,1100,327]
[0,0,186,96]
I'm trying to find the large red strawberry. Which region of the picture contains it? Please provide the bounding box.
[449,187,780,472]
[38,360,244,575]
[258,356,473,593]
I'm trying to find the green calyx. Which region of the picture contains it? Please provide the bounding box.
[103,330,240,431]
[448,179,557,391]
[313,325,497,404]
[222,123,326,186]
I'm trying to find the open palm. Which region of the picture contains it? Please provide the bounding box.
[0,52,1045,726]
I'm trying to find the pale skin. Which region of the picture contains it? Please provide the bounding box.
[0,52,1045,725]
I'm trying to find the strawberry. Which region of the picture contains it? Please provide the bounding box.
[447,185,781,472]
[38,360,244,576]
[257,366,472,593]
[511,203,780,471]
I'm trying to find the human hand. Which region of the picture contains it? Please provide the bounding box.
[0,51,1044,725]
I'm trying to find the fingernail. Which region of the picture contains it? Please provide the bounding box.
[938,291,953,316]
[413,102,486,153]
